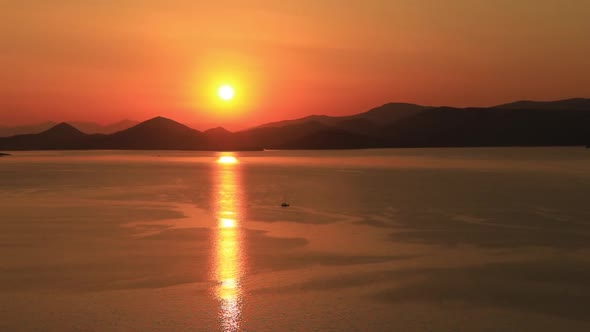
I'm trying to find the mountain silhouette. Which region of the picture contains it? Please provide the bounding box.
[345,102,428,124]
[69,119,138,134]
[0,121,57,137]
[381,105,590,147]
[95,117,206,150]
[255,114,335,129]
[235,121,332,149]
[203,127,240,151]
[0,122,90,150]
[279,129,384,149]
[0,98,588,151]
[0,120,138,137]
[493,98,590,111]
[41,122,86,138]
[255,102,427,130]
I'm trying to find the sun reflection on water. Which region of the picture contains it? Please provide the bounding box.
[213,154,243,331]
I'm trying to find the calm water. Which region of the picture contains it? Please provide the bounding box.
[1,148,590,331]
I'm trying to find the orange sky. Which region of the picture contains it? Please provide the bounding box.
[2,0,590,130]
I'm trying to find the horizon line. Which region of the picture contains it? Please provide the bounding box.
[2,96,589,131]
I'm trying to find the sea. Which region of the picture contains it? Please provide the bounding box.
[1,147,590,331]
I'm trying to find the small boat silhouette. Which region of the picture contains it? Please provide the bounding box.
[280,193,290,207]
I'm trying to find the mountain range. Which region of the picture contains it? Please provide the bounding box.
[1,98,589,151]
[0,120,139,137]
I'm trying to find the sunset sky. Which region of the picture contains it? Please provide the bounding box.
[2,0,590,129]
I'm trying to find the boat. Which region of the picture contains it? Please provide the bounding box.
[280,202,290,207]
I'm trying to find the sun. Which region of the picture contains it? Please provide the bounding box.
[218,84,235,101]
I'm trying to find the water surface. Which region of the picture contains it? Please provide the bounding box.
[1,148,590,331]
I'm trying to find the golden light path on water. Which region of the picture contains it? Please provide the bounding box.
[214,154,243,331]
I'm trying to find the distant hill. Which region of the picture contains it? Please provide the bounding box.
[342,102,429,124]
[0,123,93,150]
[70,120,139,134]
[0,117,207,151]
[493,98,590,111]
[255,103,428,130]
[0,120,138,137]
[235,121,333,149]
[0,121,57,137]
[94,117,206,150]
[203,127,239,151]
[381,106,590,147]
[278,129,384,150]
[0,98,588,150]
